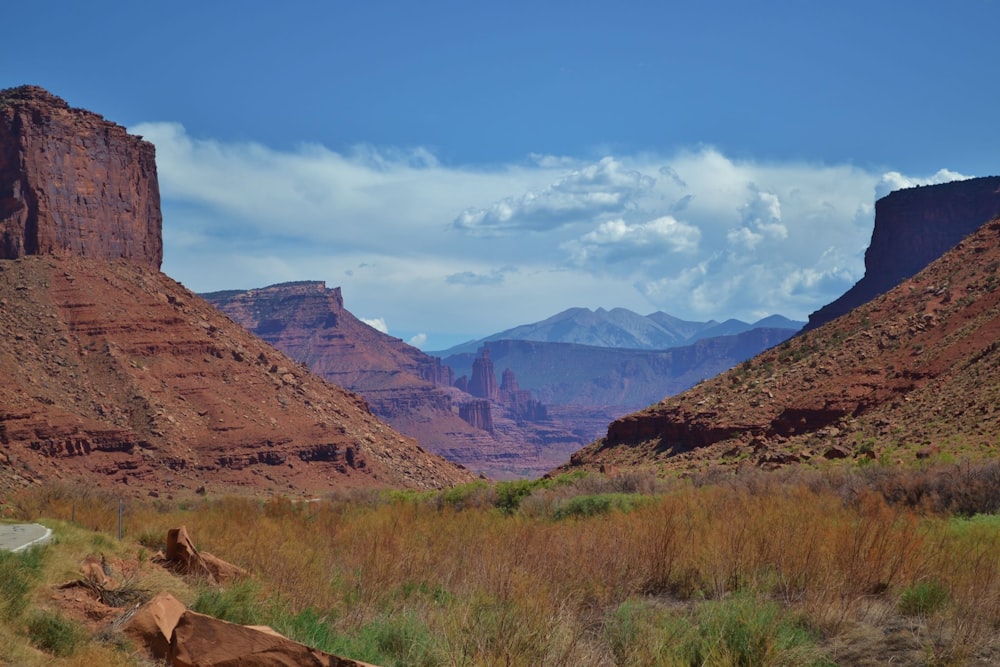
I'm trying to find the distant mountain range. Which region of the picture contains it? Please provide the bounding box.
[429,308,804,357]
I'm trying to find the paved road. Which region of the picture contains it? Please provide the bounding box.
[0,523,53,552]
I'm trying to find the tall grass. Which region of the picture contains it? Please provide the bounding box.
[8,465,1000,664]
[0,546,47,620]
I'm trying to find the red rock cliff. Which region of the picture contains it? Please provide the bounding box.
[806,176,1000,330]
[0,85,162,268]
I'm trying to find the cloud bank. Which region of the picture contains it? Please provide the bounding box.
[134,121,970,349]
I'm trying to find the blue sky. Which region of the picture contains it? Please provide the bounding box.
[3,1,997,349]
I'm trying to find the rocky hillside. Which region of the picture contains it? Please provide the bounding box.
[0,85,162,268]
[805,176,1000,330]
[204,282,583,479]
[0,256,472,495]
[0,86,471,495]
[565,215,1000,474]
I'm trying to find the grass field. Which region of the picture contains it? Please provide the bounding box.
[2,463,999,665]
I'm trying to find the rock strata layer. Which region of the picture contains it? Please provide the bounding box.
[0,256,472,494]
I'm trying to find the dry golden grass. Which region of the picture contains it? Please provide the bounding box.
[6,466,1000,665]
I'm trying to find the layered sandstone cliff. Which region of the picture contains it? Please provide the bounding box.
[806,176,1000,330]
[0,85,162,268]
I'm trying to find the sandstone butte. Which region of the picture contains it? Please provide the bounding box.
[564,195,1000,475]
[0,85,472,495]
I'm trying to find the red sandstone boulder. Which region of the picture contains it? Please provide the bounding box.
[171,611,376,667]
[160,527,247,584]
[123,591,378,667]
[123,591,187,661]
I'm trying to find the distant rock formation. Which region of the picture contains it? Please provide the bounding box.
[499,368,548,423]
[468,348,499,400]
[204,283,584,479]
[433,308,804,357]
[806,176,1000,330]
[0,85,162,268]
[455,350,550,431]
[443,330,798,411]
[459,399,494,434]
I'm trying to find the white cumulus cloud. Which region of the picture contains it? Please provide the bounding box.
[452,156,654,235]
[131,121,973,348]
[566,216,701,264]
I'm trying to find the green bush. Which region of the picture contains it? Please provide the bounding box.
[495,479,544,514]
[321,612,443,667]
[0,546,47,620]
[604,599,694,666]
[605,594,830,667]
[690,593,826,666]
[437,480,494,510]
[27,610,87,657]
[273,607,339,654]
[191,579,268,625]
[898,581,948,616]
[552,493,648,520]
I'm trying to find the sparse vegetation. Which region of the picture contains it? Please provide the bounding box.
[26,609,87,657]
[0,545,47,621]
[898,580,948,617]
[2,465,999,664]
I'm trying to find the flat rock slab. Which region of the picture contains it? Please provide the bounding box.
[0,523,53,552]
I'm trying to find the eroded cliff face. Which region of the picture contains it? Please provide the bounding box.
[0,85,162,268]
[806,176,1000,330]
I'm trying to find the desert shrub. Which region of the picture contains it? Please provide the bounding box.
[898,581,948,616]
[851,461,1000,515]
[436,479,495,511]
[13,469,999,664]
[604,595,829,667]
[604,599,695,666]
[324,611,443,667]
[495,479,545,514]
[135,528,164,551]
[272,607,339,655]
[689,593,828,666]
[191,579,269,625]
[0,546,47,620]
[26,609,87,657]
[552,493,648,520]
